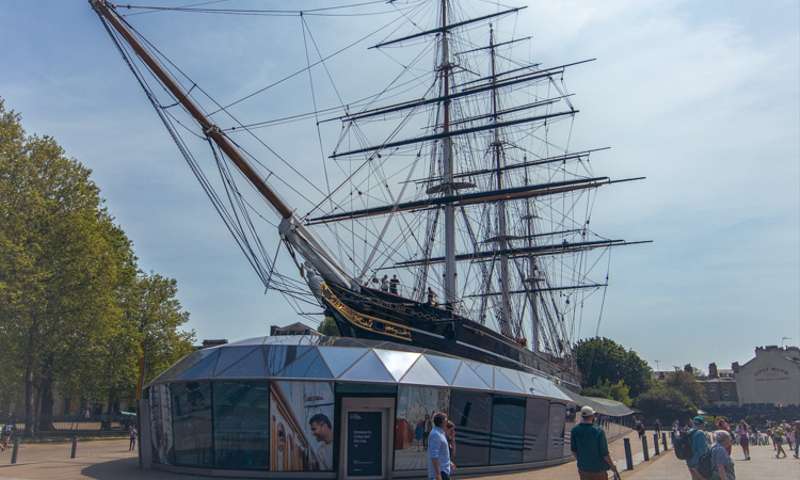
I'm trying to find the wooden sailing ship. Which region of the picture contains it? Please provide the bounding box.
[91,0,648,386]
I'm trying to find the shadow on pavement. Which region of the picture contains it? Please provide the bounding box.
[81,457,150,480]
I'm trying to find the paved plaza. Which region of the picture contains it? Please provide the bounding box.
[0,434,797,479]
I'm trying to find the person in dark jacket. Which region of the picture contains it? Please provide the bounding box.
[686,416,710,480]
[570,406,620,480]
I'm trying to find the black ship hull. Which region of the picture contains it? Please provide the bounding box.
[319,282,580,387]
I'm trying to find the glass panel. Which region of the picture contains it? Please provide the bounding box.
[466,361,494,388]
[493,368,525,394]
[318,347,368,378]
[547,402,567,460]
[178,349,220,380]
[214,346,259,376]
[270,381,335,472]
[213,381,269,469]
[339,350,394,382]
[523,398,550,463]
[563,404,578,458]
[449,390,491,467]
[274,348,333,380]
[171,381,213,466]
[426,355,462,385]
[216,346,267,378]
[399,356,447,386]
[490,396,526,465]
[374,349,420,381]
[452,363,490,390]
[159,350,205,382]
[228,337,267,346]
[148,384,173,465]
[335,383,397,396]
[394,386,450,471]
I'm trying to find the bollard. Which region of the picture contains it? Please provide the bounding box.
[662,432,668,451]
[70,436,77,459]
[10,437,19,464]
[641,435,650,461]
[654,433,660,455]
[623,438,634,471]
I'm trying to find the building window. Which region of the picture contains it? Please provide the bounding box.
[171,381,213,466]
[269,381,335,472]
[523,397,550,463]
[213,381,269,469]
[449,390,491,467]
[394,385,450,471]
[490,395,526,465]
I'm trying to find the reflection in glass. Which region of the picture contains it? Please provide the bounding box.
[171,381,213,466]
[270,381,335,472]
[490,396,526,465]
[449,390,491,467]
[547,402,567,460]
[394,386,450,471]
[148,384,173,464]
[213,381,269,469]
[523,398,550,463]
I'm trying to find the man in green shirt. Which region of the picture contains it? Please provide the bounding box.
[570,406,620,480]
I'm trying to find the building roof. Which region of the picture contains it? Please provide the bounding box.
[148,335,573,402]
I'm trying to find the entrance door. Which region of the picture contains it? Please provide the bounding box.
[339,398,395,480]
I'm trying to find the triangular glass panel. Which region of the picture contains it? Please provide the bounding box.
[161,348,218,381]
[214,346,259,376]
[227,337,267,346]
[177,349,220,380]
[274,348,333,379]
[493,367,525,394]
[426,355,462,385]
[374,349,420,381]
[216,346,267,378]
[452,363,491,390]
[339,350,394,382]
[466,361,494,388]
[318,347,368,378]
[497,367,525,390]
[267,346,313,376]
[400,356,447,386]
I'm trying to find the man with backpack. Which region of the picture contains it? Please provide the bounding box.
[570,406,621,480]
[675,416,711,479]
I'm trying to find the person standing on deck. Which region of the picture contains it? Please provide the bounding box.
[389,274,399,295]
[570,406,620,480]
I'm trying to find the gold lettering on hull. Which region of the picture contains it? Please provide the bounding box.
[320,283,412,342]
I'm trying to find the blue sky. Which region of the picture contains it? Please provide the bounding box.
[1,0,798,372]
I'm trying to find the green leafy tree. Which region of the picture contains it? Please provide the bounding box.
[635,382,697,425]
[664,370,707,407]
[574,337,652,398]
[581,379,633,407]
[317,316,340,336]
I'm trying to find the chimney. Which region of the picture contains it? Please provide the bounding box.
[708,362,718,378]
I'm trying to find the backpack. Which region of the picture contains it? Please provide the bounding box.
[674,431,694,460]
[696,450,713,479]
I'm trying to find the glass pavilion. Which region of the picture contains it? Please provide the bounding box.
[140,335,632,479]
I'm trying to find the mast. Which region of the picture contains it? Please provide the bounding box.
[440,0,457,311]
[489,25,513,337]
[90,0,351,288]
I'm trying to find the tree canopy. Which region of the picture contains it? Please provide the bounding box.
[0,99,194,434]
[574,337,652,398]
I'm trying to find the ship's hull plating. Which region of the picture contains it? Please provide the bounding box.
[320,282,579,386]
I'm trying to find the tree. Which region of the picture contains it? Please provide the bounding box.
[0,99,194,432]
[574,337,652,398]
[317,316,340,336]
[581,379,632,407]
[635,382,697,425]
[664,370,707,407]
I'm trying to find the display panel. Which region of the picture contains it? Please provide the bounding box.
[394,385,450,471]
[448,390,491,467]
[148,384,173,465]
[547,402,567,460]
[171,381,213,466]
[490,395,526,465]
[523,397,550,463]
[347,411,383,476]
[213,381,269,469]
[270,381,335,472]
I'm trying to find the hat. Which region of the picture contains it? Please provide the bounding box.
[580,406,596,418]
[692,416,705,426]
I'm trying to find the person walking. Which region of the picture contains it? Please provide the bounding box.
[655,418,662,436]
[570,406,620,480]
[128,425,137,452]
[711,430,736,480]
[686,416,710,480]
[792,421,800,459]
[735,421,750,461]
[427,412,453,480]
[771,425,787,459]
[445,420,457,472]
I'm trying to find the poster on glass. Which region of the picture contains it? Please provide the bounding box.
[270,381,334,472]
[394,386,449,471]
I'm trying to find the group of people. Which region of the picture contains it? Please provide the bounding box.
[0,423,15,452]
[371,274,441,307]
[425,412,457,480]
